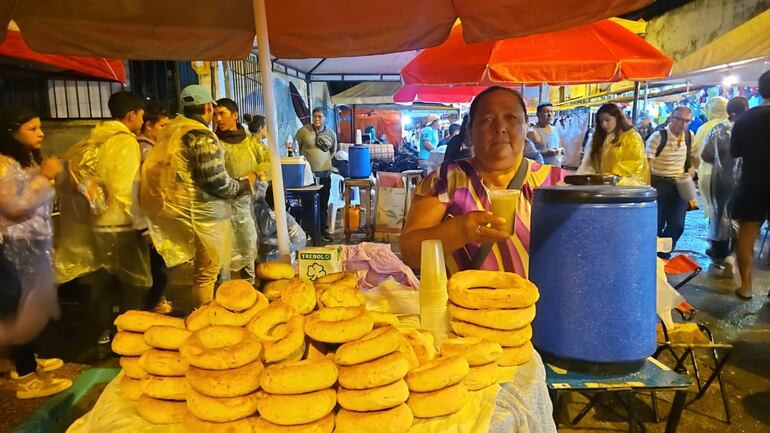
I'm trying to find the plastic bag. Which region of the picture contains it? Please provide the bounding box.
[254,199,307,261]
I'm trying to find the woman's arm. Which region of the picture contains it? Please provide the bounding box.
[399,195,508,269]
[0,174,54,222]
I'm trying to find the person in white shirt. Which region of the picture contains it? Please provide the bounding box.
[646,106,697,258]
[527,103,564,166]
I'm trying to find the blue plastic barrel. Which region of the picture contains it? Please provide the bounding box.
[529,185,658,374]
[281,157,306,188]
[348,145,371,179]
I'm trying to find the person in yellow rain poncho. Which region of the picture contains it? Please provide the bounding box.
[577,103,650,186]
[141,86,255,307]
[55,91,151,348]
[692,96,728,218]
[214,98,270,284]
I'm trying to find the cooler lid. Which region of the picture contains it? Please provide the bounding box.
[281,156,306,164]
[535,185,657,204]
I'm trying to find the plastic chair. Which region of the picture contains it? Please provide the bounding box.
[327,173,359,234]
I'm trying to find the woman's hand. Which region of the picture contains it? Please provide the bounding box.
[40,158,63,180]
[456,211,511,245]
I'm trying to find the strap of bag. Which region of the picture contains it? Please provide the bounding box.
[469,159,529,269]
[655,129,668,157]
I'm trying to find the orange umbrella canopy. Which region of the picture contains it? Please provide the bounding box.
[401,20,673,86]
[0,0,651,60]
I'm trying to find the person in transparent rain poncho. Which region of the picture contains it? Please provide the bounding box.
[55,91,151,351]
[141,86,256,307]
[700,97,749,275]
[214,98,269,284]
[0,106,73,399]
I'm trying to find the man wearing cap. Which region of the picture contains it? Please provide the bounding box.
[214,97,269,285]
[419,114,441,169]
[141,85,256,307]
[295,106,337,240]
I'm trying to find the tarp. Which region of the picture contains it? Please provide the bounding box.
[401,19,672,86]
[0,24,124,82]
[332,82,401,105]
[662,10,770,85]
[0,0,650,60]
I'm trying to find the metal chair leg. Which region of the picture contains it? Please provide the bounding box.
[572,393,602,426]
[651,391,661,423]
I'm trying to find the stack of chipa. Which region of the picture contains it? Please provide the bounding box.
[440,337,503,391]
[404,353,470,419]
[113,310,189,424]
[334,325,414,433]
[180,280,268,431]
[257,262,298,302]
[447,270,539,367]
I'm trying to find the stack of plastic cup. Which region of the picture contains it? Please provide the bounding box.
[419,239,450,348]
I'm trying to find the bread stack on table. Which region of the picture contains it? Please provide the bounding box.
[447,270,539,367]
[112,310,188,424]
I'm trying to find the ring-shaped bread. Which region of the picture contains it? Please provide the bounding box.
[404,355,469,392]
[447,303,536,330]
[215,279,258,312]
[180,325,261,370]
[439,337,503,366]
[450,321,532,348]
[186,358,263,398]
[260,358,338,395]
[448,270,539,309]
[304,307,373,344]
[335,325,402,366]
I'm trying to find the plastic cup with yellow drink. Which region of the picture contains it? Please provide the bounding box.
[488,189,520,235]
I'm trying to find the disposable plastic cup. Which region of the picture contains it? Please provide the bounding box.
[488,189,520,234]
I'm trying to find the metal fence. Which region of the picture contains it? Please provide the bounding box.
[226,54,264,118]
[47,80,124,119]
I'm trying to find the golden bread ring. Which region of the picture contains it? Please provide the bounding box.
[258,388,336,426]
[397,339,420,370]
[253,412,334,433]
[186,358,263,398]
[139,349,188,376]
[184,413,258,433]
[180,325,262,370]
[450,321,532,348]
[440,337,503,366]
[369,311,400,328]
[141,375,190,400]
[318,285,366,308]
[119,356,148,380]
[120,374,143,400]
[113,310,185,333]
[137,394,188,424]
[448,303,536,330]
[464,361,500,391]
[268,341,306,366]
[405,356,469,392]
[314,271,357,286]
[497,341,534,366]
[335,325,402,366]
[448,270,539,309]
[246,303,295,338]
[398,327,436,365]
[215,279,258,312]
[186,305,212,331]
[407,382,469,418]
[144,325,192,350]
[209,292,269,327]
[186,388,259,423]
[263,279,290,301]
[112,331,151,356]
[335,404,413,433]
[281,278,317,314]
[260,358,338,395]
[263,315,307,363]
[257,262,296,280]
[338,379,409,411]
[305,307,373,344]
[337,351,409,390]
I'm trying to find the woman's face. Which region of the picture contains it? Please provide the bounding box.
[12,117,44,150]
[469,90,527,172]
[598,112,618,134]
[144,115,170,141]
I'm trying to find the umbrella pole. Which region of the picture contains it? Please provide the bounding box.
[253,0,291,258]
[631,81,640,124]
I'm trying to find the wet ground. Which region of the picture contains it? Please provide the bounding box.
[1,205,769,432]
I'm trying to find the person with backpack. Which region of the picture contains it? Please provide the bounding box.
[646,106,697,259]
[55,91,151,352]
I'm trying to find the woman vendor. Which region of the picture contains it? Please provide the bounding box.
[401,87,564,277]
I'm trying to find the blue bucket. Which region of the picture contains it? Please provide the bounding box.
[348,145,371,179]
[530,185,658,374]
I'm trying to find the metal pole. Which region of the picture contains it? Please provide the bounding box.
[631,81,641,124]
[253,0,290,257]
[643,81,649,113]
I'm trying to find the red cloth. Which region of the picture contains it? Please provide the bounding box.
[0,28,124,82]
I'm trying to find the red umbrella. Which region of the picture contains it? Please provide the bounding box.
[393,84,519,104]
[401,20,672,86]
[0,26,124,82]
